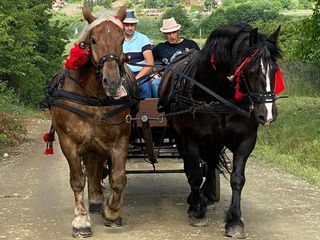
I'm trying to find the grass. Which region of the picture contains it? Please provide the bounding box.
[254,96,320,185]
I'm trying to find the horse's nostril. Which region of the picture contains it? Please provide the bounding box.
[258,115,265,123]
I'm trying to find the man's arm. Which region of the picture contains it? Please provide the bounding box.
[135,49,154,80]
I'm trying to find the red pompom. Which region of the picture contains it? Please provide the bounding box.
[42,132,55,142]
[234,91,244,101]
[43,132,49,142]
[65,43,90,70]
[44,147,54,155]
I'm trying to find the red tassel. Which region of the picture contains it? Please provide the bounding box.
[65,43,90,70]
[43,128,55,155]
[274,68,285,95]
[235,91,244,101]
[43,132,49,142]
[44,146,54,155]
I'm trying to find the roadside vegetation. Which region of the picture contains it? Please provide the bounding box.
[0,0,319,184]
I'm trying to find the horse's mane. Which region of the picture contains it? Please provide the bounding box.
[78,9,123,42]
[196,22,280,71]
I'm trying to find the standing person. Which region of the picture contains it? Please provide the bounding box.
[151,17,200,97]
[123,10,154,98]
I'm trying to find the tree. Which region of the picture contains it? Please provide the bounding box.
[293,2,320,62]
[0,0,68,106]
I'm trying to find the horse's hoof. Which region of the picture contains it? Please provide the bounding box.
[189,216,208,227]
[89,203,102,214]
[72,227,92,238]
[104,217,122,228]
[225,225,245,239]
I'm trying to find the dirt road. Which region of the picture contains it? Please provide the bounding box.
[0,119,320,240]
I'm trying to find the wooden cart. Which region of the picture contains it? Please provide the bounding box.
[127,98,221,202]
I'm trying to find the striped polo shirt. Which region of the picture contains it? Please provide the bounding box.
[123,31,152,73]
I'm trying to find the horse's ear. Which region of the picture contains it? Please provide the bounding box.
[116,6,127,22]
[270,25,281,42]
[82,6,96,24]
[249,28,258,46]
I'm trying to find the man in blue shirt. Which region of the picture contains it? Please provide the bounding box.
[123,10,154,98]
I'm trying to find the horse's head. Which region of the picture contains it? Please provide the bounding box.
[239,27,281,126]
[81,6,126,97]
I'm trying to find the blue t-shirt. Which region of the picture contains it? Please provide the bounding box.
[123,31,152,73]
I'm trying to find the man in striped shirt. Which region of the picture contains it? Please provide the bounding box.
[123,10,154,98]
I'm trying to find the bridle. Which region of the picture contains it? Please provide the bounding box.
[227,48,277,104]
[78,34,127,84]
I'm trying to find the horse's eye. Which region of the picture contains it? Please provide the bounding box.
[90,38,96,45]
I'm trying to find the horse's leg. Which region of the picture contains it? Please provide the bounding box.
[103,137,128,227]
[58,134,92,237]
[84,153,104,214]
[183,136,208,227]
[225,134,256,238]
[200,147,221,205]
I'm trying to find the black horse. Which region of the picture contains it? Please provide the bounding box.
[158,22,282,238]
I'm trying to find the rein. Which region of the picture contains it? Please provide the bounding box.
[227,48,261,82]
[128,61,252,118]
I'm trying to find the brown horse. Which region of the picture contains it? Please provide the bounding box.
[47,6,138,237]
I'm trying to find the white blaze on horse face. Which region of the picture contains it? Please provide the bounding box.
[260,59,273,123]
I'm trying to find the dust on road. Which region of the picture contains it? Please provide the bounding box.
[0,119,320,240]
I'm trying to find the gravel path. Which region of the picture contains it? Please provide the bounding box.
[0,118,319,240]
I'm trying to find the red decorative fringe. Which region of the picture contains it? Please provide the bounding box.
[65,43,90,70]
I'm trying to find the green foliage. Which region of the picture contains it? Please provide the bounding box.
[137,17,163,43]
[200,1,280,37]
[199,8,228,36]
[95,0,112,9]
[0,0,69,107]
[144,0,161,8]
[52,11,84,39]
[224,1,280,23]
[253,18,300,60]
[291,4,320,62]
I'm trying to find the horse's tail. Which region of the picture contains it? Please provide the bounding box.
[217,147,232,177]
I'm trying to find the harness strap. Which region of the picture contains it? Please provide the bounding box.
[52,101,94,118]
[51,90,130,106]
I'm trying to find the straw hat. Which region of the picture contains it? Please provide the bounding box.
[123,10,139,24]
[160,17,181,33]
